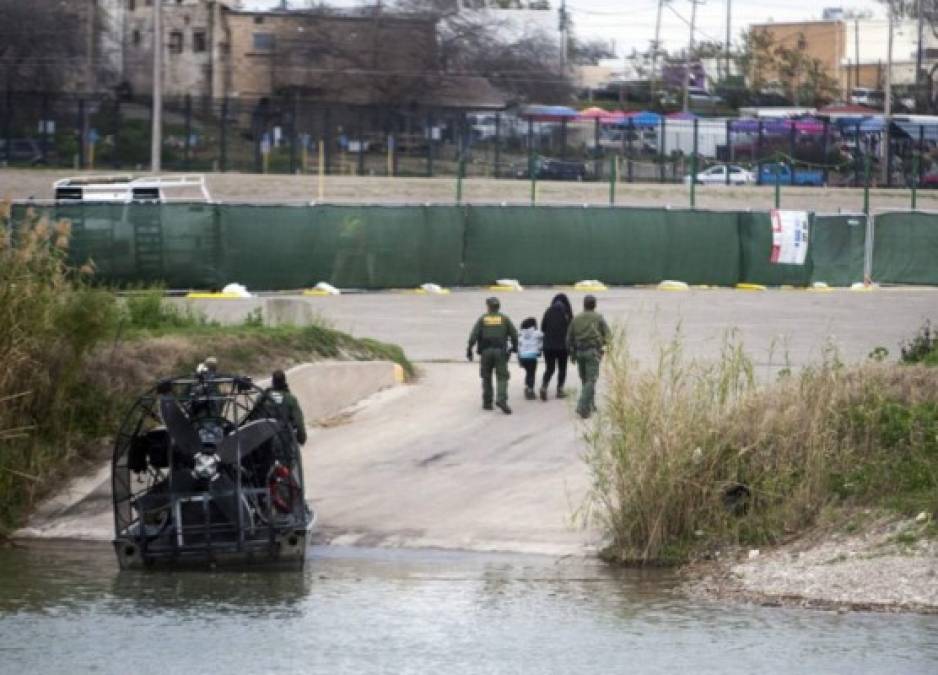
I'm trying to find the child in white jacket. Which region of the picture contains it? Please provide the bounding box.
[518,317,544,400]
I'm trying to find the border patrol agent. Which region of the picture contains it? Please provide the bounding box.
[268,370,307,445]
[467,296,519,414]
[566,294,610,419]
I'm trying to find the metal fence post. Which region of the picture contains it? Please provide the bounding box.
[756,119,764,185]
[821,118,830,186]
[456,151,464,204]
[219,95,228,172]
[885,118,893,188]
[787,120,796,179]
[357,108,365,176]
[912,151,919,210]
[627,118,634,182]
[40,94,50,165]
[917,124,925,200]
[863,153,871,215]
[659,117,666,183]
[77,98,86,169]
[288,94,298,174]
[854,120,861,187]
[593,117,601,180]
[725,119,731,185]
[113,98,122,169]
[609,155,616,205]
[494,111,501,178]
[426,110,434,178]
[2,87,11,165]
[774,164,781,208]
[324,107,333,176]
[560,117,568,160]
[184,94,193,171]
[690,118,698,208]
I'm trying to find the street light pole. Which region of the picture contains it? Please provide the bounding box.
[884,0,894,183]
[151,0,162,172]
[683,0,702,113]
[651,0,667,106]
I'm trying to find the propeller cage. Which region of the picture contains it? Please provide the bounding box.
[111,374,310,568]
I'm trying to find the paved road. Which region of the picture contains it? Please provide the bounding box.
[308,363,594,556]
[190,286,938,368]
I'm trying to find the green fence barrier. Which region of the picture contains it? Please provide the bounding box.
[220,204,464,290]
[8,202,932,289]
[872,212,938,285]
[463,206,740,286]
[738,211,813,287]
[810,214,866,287]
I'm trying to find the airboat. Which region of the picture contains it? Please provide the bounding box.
[111,369,313,569]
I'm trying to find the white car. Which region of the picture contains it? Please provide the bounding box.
[684,164,755,186]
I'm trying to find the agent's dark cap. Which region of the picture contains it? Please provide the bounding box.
[272,370,287,390]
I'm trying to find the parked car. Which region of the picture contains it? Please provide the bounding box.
[684,164,755,185]
[515,156,588,181]
[849,88,884,109]
[919,172,938,189]
[758,162,826,187]
[0,138,47,166]
[687,87,723,107]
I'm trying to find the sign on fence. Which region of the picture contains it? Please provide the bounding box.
[770,209,809,265]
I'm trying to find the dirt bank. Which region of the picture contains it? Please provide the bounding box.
[1,168,931,212]
[686,515,938,614]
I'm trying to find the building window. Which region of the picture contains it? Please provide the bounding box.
[128,0,135,10]
[254,16,265,24]
[193,30,207,53]
[169,31,184,54]
[252,32,274,51]
[132,29,141,46]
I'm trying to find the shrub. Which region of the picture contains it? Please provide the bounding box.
[900,321,937,364]
[582,331,938,565]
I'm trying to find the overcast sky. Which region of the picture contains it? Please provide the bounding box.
[239,0,887,54]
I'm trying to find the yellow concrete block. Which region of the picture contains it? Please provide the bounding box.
[735,283,766,291]
[185,292,243,299]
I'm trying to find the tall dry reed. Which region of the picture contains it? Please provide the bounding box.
[582,330,938,564]
[0,204,119,527]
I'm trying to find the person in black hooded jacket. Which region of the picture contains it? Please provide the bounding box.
[539,293,573,400]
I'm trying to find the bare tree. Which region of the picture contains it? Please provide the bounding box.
[0,0,106,94]
[395,0,573,103]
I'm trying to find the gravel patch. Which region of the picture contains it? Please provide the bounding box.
[687,516,938,614]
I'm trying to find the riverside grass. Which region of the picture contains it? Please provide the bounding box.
[0,206,413,533]
[582,330,938,565]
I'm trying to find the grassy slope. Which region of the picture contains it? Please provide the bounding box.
[0,289,413,535]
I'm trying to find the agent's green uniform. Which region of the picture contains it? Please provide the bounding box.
[566,310,610,417]
[268,388,307,445]
[467,311,519,408]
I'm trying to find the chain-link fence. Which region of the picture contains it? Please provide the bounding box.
[4,91,938,195]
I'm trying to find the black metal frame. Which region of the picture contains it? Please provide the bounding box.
[111,374,310,568]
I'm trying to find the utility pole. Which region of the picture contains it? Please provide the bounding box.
[917,0,925,111]
[884,1,894,183]
[650,0,667,106]
[725,0,731,82]
[559,0,568,72]
[150,0,162,172]
[683,0,702,113]
[855,18,860,89]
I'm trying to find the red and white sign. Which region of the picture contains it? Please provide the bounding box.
[769,209,809,265]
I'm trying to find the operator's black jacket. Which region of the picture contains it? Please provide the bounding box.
[541,301,572,352]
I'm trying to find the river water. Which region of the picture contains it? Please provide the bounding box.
[1,542,936,674]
